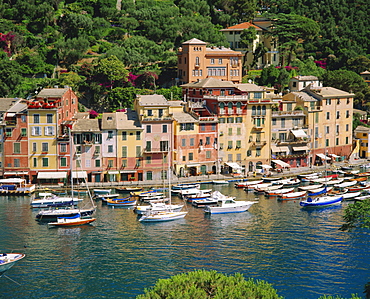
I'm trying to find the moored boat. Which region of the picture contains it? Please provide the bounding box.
[204,198,257,214]
[300,195,343,208]
[0,253,25,275]
[47,213,96,227]
[212,180,229,185]
[235,180,263,189]
[93,189,112,195]
[278,191,307,201]
[106,197,137,207]
[0,178,36,195]
[265,188,294,197]
[299,184,323,191]
[134,202,184,215]
[30,193,84,208]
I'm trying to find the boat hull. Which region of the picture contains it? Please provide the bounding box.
[300,196,342,208]
[139,211,188,222]
[0,253,25,275]
[204,203,255,214]
[36,208,95,221]
[48,218,96,227]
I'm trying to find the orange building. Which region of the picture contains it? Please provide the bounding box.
[177,38,243,85]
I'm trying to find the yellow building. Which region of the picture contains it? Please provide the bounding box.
[354,125,370,159]
[177,38,243,85]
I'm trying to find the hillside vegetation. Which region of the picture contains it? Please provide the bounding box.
[0,0,369,111]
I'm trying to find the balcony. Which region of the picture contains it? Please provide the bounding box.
[272,110,305,117]
[277,138,311,145]
[57,134,70,141]
[199,116,218,123]
[143,148,169,154]
[142,116,172,122]
[251,140,267,147]
[27,100,59,109]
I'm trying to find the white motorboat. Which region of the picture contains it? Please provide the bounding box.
[139,211,188,222]
[93,189,112,194]
[204,198,256,214]
[299,184,323,191]
[30,193,84,208]
[134,202,184,215]
[178,188,205,198]
[212,180,229,184]
[265,188,295,197]
[341,191,362,201]
[0,253,25,275]
[235,180,263,189]
[300,195,343,208]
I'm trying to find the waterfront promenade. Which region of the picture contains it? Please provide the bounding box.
[37,158,369,190]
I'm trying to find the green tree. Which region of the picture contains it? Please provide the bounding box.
[320,70,368,94]
[94,55,129,88]
[347,56,370,74]
[340,199,370,231]
[0,56,22,97]
[239,27,257,73]
[136,270,283,299]
[56,37,90,66]
[156,86,183,101]
[270,14,320,66]
[58,12,93,39]
[107,87,137,110]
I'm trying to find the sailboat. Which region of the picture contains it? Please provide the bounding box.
[36,126,96,221]
[300,147,343,208]
[139,142,187,222]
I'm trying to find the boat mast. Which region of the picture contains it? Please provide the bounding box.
[69,126,74,201]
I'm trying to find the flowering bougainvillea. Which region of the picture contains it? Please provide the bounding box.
[89,110,99,118]
[0,32,15,57]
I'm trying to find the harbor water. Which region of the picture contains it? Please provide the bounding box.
[1,183,370,299]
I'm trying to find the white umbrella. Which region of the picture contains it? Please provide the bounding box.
[261,164,272,169]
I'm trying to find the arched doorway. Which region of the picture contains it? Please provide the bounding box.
[248,161,254,172]
[212,165,217,174]
[179,167,185,177]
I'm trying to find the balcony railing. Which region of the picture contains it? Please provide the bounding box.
[272,110,305,117]
[199,116,218,123]
[143,148,169,153]
[276,138,310,145]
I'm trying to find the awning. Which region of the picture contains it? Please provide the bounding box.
[120,170,137,173]
[271,145,289,153]
[4,171,28,175]
[316,153,331,160]
[272,159,291,168]
[292,146,309,151]
[186,164,201,167]
[37,171,67,179]
[107,171,119,175]
[291,129,308,138]
[6,112,15,117]
[225,162,243,169]
[261,164,272,169]
[329,153,340,158]
[72,171,87,179]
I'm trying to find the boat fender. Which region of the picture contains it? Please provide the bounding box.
[307,197,312,202]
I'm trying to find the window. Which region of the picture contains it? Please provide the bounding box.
[5,128,12,137]
[346,110,350,118]
[61,157,67,167]
[108,160,113,168]
[218,58,222,64]
[94,145,100,154]
[287,103,292,111]
[206,137,210,145]
[136,146,142,157]
[145,141,151,152]
[346,124,349,131]
[146,156,151,164]
[211,58,215,64]
[121,159,127,167]
[158,109,163,117]
[45,126,54,136]
[189,153,193,160]
[76,145,81,154]
[212,123,216,130]
[32,143,37,152]
[228,128,232,136]
[107,131,113,139]
[136,131,141,140]
[201,124,205,131]
[252,106,256,115]
[33,157,37,167]
[325,126,330,134]
[228,154,233,161]
[21,115,26,122]
[336,111,340,119]
[272,118,276,126]
[236,117,242,123]
[281,118,285,128]
[256,148,261,157]
[33,114,40,124]
[47,114,53,123]
[336,138,339,146]
[326,99,331,105]
[42,143,48,152]
[146,171,153,180]
[227,117,234,123]
[32,127,41,136]
[219,143,223,150]
[195,56,200,66]
[13,158,19,167]
[326,112,330,120]
[21,128,27,137]
[146,125,151,133]
[122,131,127,140]
[161,170,167,180]
[182,139,186,147]
[162,125,167,133]
[228,141,233,149]
[42,157,48,167]
[190,138,194,146]
[95,159,101,167]
[336,125,339,134]
[346,137,349,144]
[236,153,241,161]
[254,92,262,99]
[108,145,113,153]
[237,128,241,135]
[182,156,186,161]
[147,109,153,116]
[206,151,211,158]
[160,141,168,152]
[326,139,329,147]
[13,143,20,154]
[236,140,241,148]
